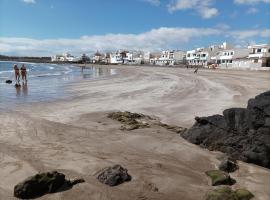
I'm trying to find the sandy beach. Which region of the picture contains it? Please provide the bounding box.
[1,65,270,200]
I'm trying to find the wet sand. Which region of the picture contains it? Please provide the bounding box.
[0,65,270,199]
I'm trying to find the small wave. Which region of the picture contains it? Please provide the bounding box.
[64,69,73,74]
[0,70,13,74]
[49,66,55,70]
[29,73,62,78]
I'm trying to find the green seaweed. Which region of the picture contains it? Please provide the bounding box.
[205,170,236,186]
[206,187,254,200]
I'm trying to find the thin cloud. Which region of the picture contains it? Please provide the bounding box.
[167,0,218,19]
[246,7,259,14]
[234,0,270,4]
[142,0,160,6]
[22,0,36,4]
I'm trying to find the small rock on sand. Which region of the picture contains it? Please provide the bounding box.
[97,164,131,186]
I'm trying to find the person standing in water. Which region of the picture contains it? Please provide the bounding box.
[13,64,20,84]
[20,64,27,83]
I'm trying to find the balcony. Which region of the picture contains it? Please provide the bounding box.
[248,52,270,58]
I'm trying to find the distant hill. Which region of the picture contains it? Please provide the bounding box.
[0,55,52,63]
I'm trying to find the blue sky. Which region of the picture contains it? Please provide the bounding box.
[0,0,269,56]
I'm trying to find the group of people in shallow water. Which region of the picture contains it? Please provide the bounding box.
[14,64,27,85]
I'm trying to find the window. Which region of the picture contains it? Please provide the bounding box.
[254,59,258,63]
[231,52,234,55]
[257,49,262,53]
[268,49,270,53]
[229,60,232,63]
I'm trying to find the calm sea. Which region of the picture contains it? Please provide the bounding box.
[0,61,116,110]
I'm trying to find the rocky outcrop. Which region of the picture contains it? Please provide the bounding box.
[205,170,236,186]
[206,187,254,200]
[14,171,84,199]
[108,111,150,130]
[182,91,270,169]
[97,165,131,186]
[218,157,239,173]
[108,111,186,133]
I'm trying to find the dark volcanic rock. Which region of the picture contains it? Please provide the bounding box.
[5,80,12,84]
[14,171,85,199]
[218,157,239,173]
[182,91,270,169]
[14,171,65,199]
[97,165,131,186]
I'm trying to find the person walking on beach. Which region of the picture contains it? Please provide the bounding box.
[14,64,20,83]
[194,67,199,74]
[20,64,27,83]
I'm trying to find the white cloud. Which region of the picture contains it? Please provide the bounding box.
[246,7,259,14]
[0,27,221,56]
[22,0,36,4]
[167,0,218,19]
[0,27,269,56]
[142,0,161,6]
[234,0,270,4]
[230,29,270,39]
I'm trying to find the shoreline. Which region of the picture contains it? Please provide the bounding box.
[0,65,270,199]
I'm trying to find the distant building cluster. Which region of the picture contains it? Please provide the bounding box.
[51,42,270,69]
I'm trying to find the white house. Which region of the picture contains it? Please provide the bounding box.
[173,51,186,64]
[122,51,134,64]
[150,50,185,66]
[186,49,200,65]
[186,42,233,67]
[247,44,270,68]
[143,51,150,64]
[109,52,123,64]
[211,44,270,69]
[156,51,175,66]
[213,48,250,68]
[92,51,103,63]
[51,52,75,62]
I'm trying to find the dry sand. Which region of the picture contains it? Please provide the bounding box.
[0,65,270,200]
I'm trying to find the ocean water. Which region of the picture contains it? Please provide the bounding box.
[0,61,117,109]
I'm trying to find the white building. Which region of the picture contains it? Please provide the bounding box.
[51,52,75,62]
[186,42,233,67]
[107,51,135,64]
[211,44,270,69]
[142,51,150,64]
[174,51,186,64]
[150,50,185,66]
[247,44,270,68]
[92,51,103,63]
[122,51,134,64]
[213,48,250,68]
[109,52,123,64]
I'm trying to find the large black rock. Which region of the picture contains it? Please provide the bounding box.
[182,91,270,169]
[14,171,85,199]
[14,171,65,199]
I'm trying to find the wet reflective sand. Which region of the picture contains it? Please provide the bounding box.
[0,62,117,110]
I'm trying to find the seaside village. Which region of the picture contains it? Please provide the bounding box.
[51,42,270,69]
